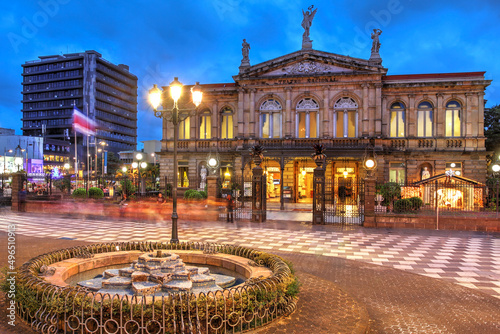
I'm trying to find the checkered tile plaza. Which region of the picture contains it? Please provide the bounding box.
[2,211,499,300]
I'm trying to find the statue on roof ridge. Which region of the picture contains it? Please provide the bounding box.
[301,5,317,50]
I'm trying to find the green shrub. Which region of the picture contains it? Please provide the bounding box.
[376,182,401,206]
[393,198,411,213]
[198,190,207,199]
[408,197,423,210]
[72,188,87,199]
[120,179,135,196]
[183,189,197,199]
[188,191,204,200]
[88,187,104,199]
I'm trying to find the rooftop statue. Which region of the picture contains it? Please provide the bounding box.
[301,5,317,49]
[371,29,382,54]
[242,39,250,61]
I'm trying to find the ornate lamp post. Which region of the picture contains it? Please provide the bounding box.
[148,78,203,243]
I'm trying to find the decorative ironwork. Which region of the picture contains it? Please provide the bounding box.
[296,98,319,110]
[260,99,282,111]
[334,97,358,109]
[324,178,365,225]
[15,241,297,334]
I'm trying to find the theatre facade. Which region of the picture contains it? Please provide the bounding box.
[159,37,490,205]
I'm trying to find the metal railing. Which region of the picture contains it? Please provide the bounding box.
[15,242,297,334]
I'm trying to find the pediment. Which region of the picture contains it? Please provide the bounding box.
[262,60,354,77]
[234,49,387,81]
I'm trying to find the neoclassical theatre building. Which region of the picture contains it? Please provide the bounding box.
[159,21,490,204]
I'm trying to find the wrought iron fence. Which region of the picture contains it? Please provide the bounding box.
[324,178,364,225]
[374,181,493,216]
[14,241,297,334]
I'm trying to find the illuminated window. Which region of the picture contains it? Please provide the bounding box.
[334,97,358,138]
[445,101,461,137]
[417,102,433,137]
[220,107,233,139]
[199,110,211,139]
[296,98,319,138]
[178,117,190,140]
[390,102,406,138]
[389,162,405,184]
[260,99,282,138]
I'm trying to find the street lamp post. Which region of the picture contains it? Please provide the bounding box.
[2,149,13,191]
[148,78,203,243]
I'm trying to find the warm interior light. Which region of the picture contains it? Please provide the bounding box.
[132,162,138,169]
[148,84,162,109]
[191,82,203,107]
[135,153,143,160]
[365,159,375,169]
[169,77,183,103]
[492,164,500,173]
[455,171,461,176]
[140,162,147,169]
[450,163,456,168]
[63,163,70,169]
[121,167,127,172]
[208,158,217,167]
[301,169,306,176]
[343,170,348,176]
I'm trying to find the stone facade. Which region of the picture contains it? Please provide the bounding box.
[159,48,491,202]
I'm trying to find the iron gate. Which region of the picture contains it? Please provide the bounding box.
[324,178,365,225]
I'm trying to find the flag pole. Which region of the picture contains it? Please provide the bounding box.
[73,101,78,189]
[86,104,90,195]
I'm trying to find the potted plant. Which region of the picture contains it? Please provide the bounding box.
[312,144,326,167]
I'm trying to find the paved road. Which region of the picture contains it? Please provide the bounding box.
[1,211,500,333]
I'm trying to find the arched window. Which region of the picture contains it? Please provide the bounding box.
[260,99,282,138]
[220,107,233,139]
[445,100,461,137]
[296,98,319,138]
[199,110,211,139]
[179,117,190,140]
[390,102,405,138]
[417,101,433,137]
[334,97,358,138]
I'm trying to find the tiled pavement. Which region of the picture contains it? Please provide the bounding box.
[1,211,499,300]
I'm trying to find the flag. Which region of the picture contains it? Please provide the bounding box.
[72,106,96,136]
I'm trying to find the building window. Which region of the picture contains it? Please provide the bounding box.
[445,101,461,137]
[389,162,405,184]
[177,165,189,188]
[334,97,358,138]
[417,102,433,137]
[390,102,406,138]
[220,107,233,139]
[199,110,211,139]
[445,162,462,176]
[296,98,319,138]
[260,99,282,138]
[179,117,190,140]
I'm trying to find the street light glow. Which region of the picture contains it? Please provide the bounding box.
[135,153,143,160]
[148,84,162,109]
[63,163,70,169]
[492,164,500,173]
[140,162,147,169]
[169,77,183,103]
[191,82,203,107]
[132,162,138,169]
[121,167,127,172]
[208,158,217,167]
[365,158,375,169]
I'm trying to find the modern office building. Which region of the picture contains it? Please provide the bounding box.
[21,50,138,173]
[159,21,491,205]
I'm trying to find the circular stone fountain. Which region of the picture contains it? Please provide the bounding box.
[77,250,236,295]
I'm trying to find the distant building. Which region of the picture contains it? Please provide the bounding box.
[0,130,44,184]
[119,140,161,165]
[21,50,138,173]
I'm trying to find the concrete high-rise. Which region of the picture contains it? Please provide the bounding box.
[21,50,137,170]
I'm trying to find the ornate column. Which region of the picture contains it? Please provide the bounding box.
[312,158,325,225]
[285,88,292,137]
[478,92,485,137]
[322,87,330,138]
[249,89,256,138]
[252,155,266,223]
[280,157,285,210]
[375,83,382,136]
[237,88,245,137]
[362,83,369,137]
[363,176,376,227]
[407,94,416,137]
[381,94,388,136]
[435,93,444,137]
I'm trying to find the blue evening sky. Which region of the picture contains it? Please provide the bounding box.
[1,0,499,147]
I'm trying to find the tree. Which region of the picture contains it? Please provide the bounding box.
[485,105,500,155]
[105,152,122,176]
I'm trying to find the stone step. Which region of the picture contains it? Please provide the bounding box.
[132,281,161,296]
[101,276,132,289]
